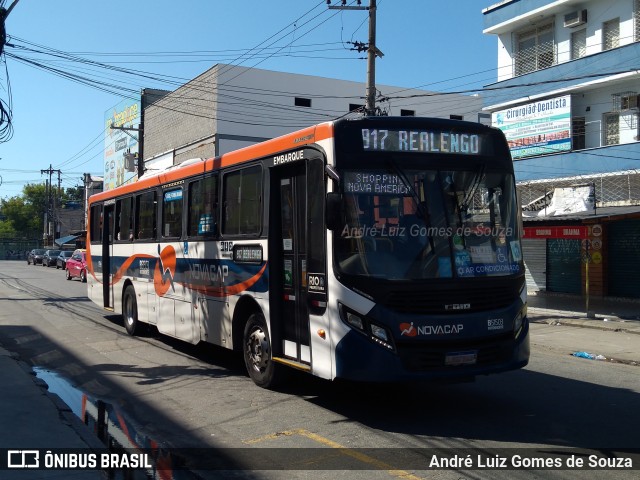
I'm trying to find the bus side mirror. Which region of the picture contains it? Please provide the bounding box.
[326,193,343,231]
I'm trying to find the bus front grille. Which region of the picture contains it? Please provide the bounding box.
[384,282,521,314]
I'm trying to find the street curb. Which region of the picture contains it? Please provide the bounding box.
[528,308,640,335]
[2,345,107,453]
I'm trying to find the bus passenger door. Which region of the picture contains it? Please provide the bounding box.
[102,204,114,309]
[271,163,311,365]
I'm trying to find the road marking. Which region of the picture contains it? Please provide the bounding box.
[245,428,422,479]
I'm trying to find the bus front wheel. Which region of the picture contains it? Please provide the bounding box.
[243,313,284,388]
[122,285,139,336]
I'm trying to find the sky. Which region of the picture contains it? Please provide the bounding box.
[0,0,497,199]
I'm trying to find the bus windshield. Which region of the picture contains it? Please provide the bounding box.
[335,166,522,280]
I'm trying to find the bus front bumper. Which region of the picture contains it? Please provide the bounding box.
[334,318,530,383]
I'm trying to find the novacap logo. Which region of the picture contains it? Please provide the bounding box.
[399,322,417,337]
[154,245,176,297]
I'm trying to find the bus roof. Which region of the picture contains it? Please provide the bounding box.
[89,116,510,204]
[90,120,335,203]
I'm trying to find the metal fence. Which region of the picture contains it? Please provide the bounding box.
[0,240,42,260]
[517,169,640,209]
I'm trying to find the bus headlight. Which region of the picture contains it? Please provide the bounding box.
[370,324,388,342]
[369,323,394,351]
[339,303,395,352]
[346,311,364,331]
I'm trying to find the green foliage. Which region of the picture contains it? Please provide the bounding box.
[63,186,84,203]
[0,183,86,239]
[0,219,17,238]
[0,183,46,238]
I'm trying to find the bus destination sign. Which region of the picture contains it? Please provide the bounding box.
[362,128,483,155]
[343,172,412,195]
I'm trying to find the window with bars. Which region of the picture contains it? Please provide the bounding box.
[603,18,620,51]
[603,113,620,146]
[571,29,586,60]
[514,23,555,76]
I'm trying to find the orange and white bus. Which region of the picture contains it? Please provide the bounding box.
[86,116,529,388]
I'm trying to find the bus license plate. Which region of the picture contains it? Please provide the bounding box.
[445,351,478,366]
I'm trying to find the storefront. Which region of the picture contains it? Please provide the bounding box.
[523,225,588,295]
[522,207,640,299]
[607,218,640,298]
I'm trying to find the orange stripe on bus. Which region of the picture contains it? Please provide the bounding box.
[89,254,266,299]
[89,253,155,286]
[89,122,334,205]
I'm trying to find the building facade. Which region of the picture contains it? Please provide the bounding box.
[141,63,485,171]
[483,0,640,299]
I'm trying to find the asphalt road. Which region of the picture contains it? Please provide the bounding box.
[0,261,638,480]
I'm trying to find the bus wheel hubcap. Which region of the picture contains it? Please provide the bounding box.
[247,328,269,371]
[125,299,133,325]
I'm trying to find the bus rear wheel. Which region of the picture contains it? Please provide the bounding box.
[122,285,139,336]
[243,313,285,388]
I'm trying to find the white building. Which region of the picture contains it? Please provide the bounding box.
[482,0,640,299]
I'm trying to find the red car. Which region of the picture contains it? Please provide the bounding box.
[66,249,88,282]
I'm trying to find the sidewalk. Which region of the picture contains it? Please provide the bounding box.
[528,291,640,322]
[527,291,640,365]
[0,346,105,479]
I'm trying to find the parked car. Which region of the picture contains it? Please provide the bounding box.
[27,249,47,265]
[42,249,62,267]
[66,249,87,282]
[56,250,73,270]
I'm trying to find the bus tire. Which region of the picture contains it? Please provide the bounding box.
[243,312,285,388]
[122,285,139,336]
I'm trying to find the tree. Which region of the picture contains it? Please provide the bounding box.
[62,185,83,204]
[0,183,46,239]
[0,218,17,238]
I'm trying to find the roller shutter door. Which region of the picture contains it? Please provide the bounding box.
[546,239,581,294]
[608,219,640,298]
[522,238,546,292]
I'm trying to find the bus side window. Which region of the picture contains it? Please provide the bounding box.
[162,188,184,238]
[136,191,157,240]
[222,166,262,236]
[89,204,102,244]
[188,175,218,237]
[115,197,134,241]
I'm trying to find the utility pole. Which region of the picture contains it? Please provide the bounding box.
[0,1,21,55]
[110,123,144,179]
[41,164,61,244]
[328,0,383,115]
[365,0,378,115]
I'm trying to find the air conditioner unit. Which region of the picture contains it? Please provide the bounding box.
[564,9,587,28]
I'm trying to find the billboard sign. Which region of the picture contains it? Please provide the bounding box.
[104,98,140,191]
[492,95,571,159]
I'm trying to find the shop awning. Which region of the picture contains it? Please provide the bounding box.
[54,234,80,246]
